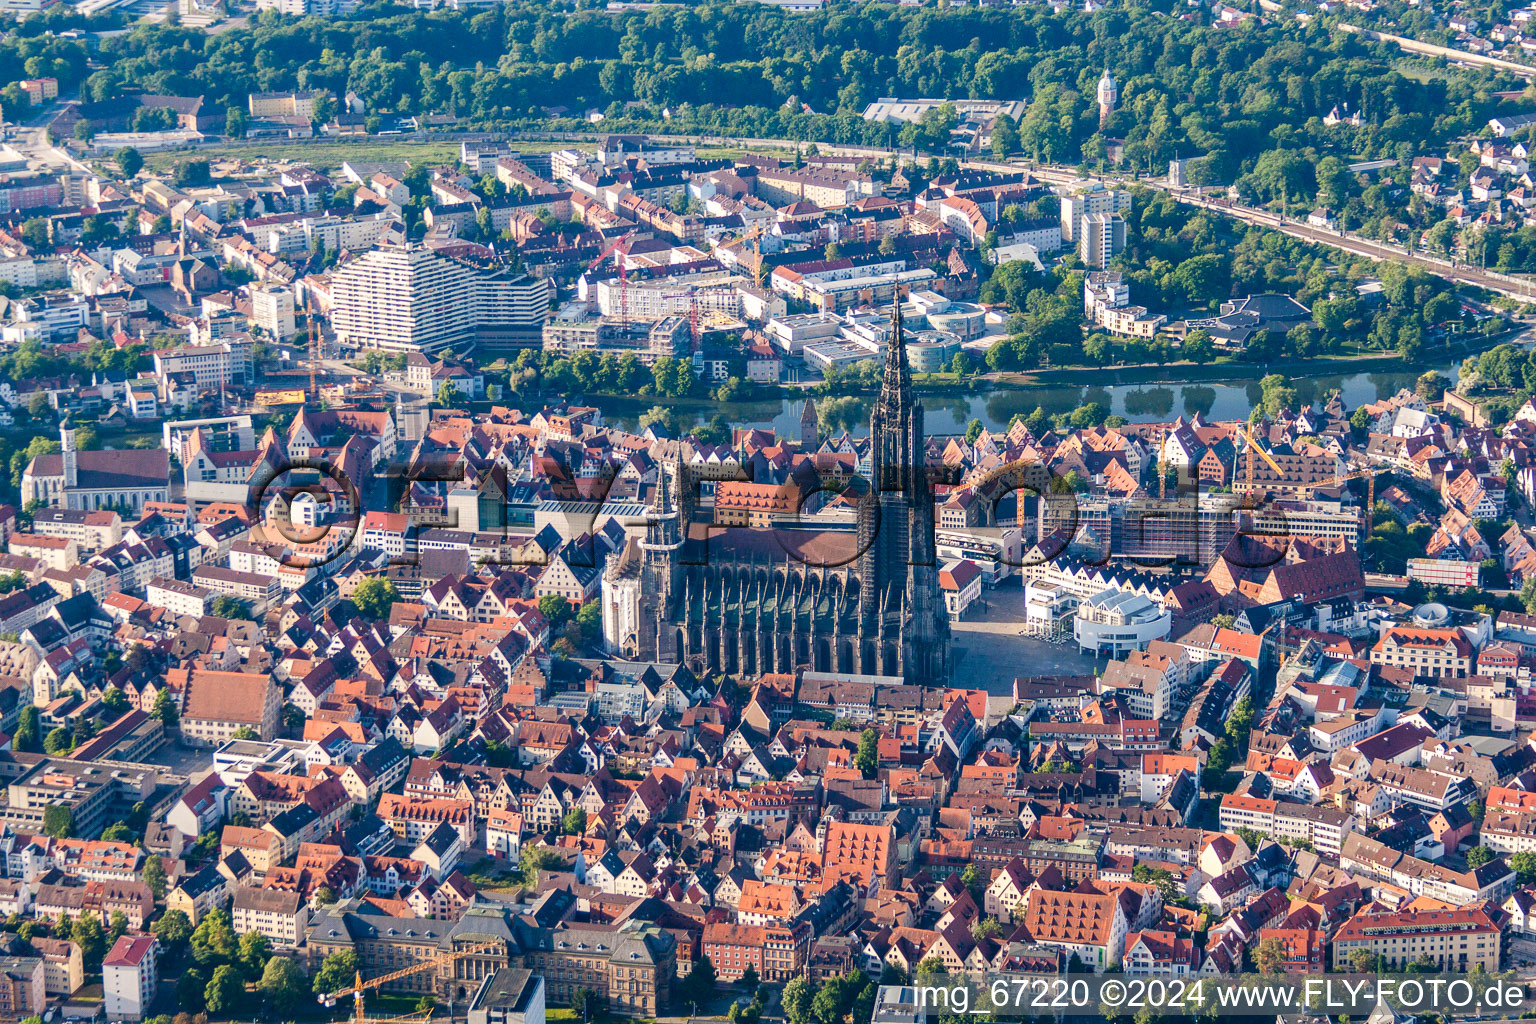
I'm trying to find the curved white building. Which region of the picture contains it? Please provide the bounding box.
[1074,588,1170,657]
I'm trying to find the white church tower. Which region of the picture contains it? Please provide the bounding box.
[60,413,77,491]
[1097,68,1118,128]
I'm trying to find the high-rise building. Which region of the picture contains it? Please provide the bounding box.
[250,285,296,340]
[603,299,951,684]
[331,246,553,355]
[1059,187,1130,243]
[1079,211,1127,269]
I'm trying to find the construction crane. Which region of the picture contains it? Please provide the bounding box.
[584,229,638,327]
[1334,465,1383,538]
[318,941,504,1024]
[306,295,320,403]
[730,222,768,289]
[1153,423,1170,501]
[1234,425,1284,497]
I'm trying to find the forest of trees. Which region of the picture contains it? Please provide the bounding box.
[14,0,1517,170]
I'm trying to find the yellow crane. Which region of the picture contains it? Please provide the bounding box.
[1154,423,1170,501]
[1234,425,1284,496]
[318,941,504,1024]
[731,222,768,288]
[1334,465,1382,538]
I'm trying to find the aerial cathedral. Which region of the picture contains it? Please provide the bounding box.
[601,301,953,686]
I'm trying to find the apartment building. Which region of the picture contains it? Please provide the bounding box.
[1060,188,1131,243]
[250,285,296,339]
[541,309,689,364]
[191,565,281,612]
[1367,761,1476,813]
[247,90,330,119]
[331,246,554,354]
[703,920,812,982]
[30,508,122,553]
[233,885,310,946]
[144,577,213,618]
[103,936,157,1021]
[1330,907,1500,972]
[377,793,476,847]
[8,533,76,571]
[1217,794,1355,856]
[152,337,254,391]
[1079,212,1127,269]
[1370,628,1474,678]
[0,957,44,1020]
[1479,809,1536,854]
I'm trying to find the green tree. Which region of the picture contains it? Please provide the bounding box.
[561,807,587,835]
[151,909,192,951]
[178,967,208,1012]
[312,949,361,996]
[574,600,602,645]
[855,728,879,780]
[12,705,38,753]
[71,912,103,968]
[19,219,48,249]
[1252,935,1286,975]
[1224,695,1255,750]
[204,964,244,1015]
[259,954,306,1015]
[351,577,401,619]
[191,907,239,967]
[238,930,272,978]
[114,146,143,178]
[42,726,71,755]
[152,688,178,728]
[682,954,718,1008]
[209,596,251,620]
[100,686,129,716]
[224,106,248,138]
[437,381,460,407]
[143,859,171,904]
[1466,845,1494,868]
[518,845,561,886]
[1510,851,1536,885]
[783,976,815,1024]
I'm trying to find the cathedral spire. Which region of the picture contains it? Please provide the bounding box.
[880,295,912,409]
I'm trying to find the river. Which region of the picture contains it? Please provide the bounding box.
[599,364,1456,437]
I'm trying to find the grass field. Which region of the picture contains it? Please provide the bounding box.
[139,135,792,174]
[144,138,466,172]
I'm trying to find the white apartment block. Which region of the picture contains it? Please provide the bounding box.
[144,577,213,618]
[1060,187,1131,243]
[250,286,297,340]
[331,246,553,354]
[1079,212,1127,269]
[152,338,254,391]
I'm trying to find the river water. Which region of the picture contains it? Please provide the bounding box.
[603,365,1451,436]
